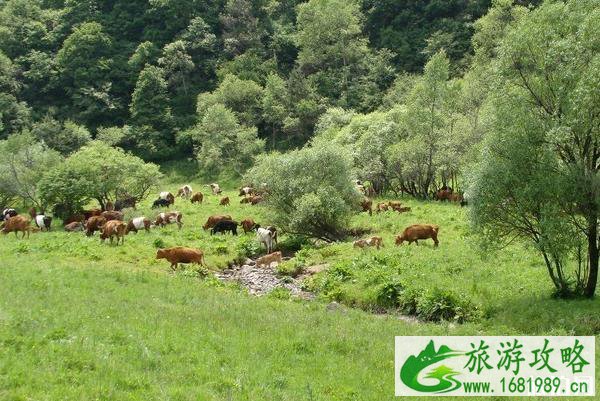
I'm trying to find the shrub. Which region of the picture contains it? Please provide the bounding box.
[277,260,305,277]
[245,143,360,241]
[416,288,479,323]
[375,279,404,308]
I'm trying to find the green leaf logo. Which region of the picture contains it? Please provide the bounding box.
[400,340,464,393]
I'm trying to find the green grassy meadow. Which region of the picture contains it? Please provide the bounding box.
[0,180,598,400]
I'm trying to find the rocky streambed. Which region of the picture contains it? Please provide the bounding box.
[214,258,315,300]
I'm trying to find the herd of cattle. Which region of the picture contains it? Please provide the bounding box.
[0,180,461,269]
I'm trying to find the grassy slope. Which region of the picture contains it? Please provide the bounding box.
[0,181,598,400]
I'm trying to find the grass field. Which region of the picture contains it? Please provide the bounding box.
[0,180,598,400]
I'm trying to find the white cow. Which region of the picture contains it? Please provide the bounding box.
[257,227,275,254]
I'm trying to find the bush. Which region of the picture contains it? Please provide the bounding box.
[375,279,404,308]
[277,260,305,277]
[416,288,479,323]
[245,144,361,241]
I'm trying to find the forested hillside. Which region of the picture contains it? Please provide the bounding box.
[0,0,541,161]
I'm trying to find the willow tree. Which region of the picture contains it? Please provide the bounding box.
[471,0,600,297]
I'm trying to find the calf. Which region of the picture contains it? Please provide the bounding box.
[353,236,383,250]
[34,214,52,232]
[152,198,170,208]
[100,220,127,245]
[256,251,282,268]
[64,221,84,232]
[190,192,203,204]
[240,218,258,234]
[1,208,17,221]
[360,198,373,215]
[177,185,193,199]
[395,224,439,247]
[239,186,253,197]
[202,215,232,231]
[257,227,275,253]
[209,183,222,195]
[156,247,206,271]
[126,217,152,234]
[220,197,230,206]
[211,220,238,236]
[101,210,124,222]
[159,191,175,205]
[85,216,107,237]
[1,215,32,238]
[155,211,183,229]
[249,195,263,205]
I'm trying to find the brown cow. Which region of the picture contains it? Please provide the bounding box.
[63,214,85,226]
[388,201,402,209]
[101,210,124,222]
[64,221,84,232]
[156,247,205,271]
[100,220,127,245]
[435,189,453,202]
[240,218,258,234]
[126,217,152,234]
[85,216,107,237]
[83,209,102,221]
[395,224,439,247]
[360,198,373,215]
[191,192,203,204]
[249,195,263,205]
[449,193,463,203]
[1,215,33,238]
[256,251,283,268]
[202,215,232,231]
[155,211,183,229]
[220,197,230,206]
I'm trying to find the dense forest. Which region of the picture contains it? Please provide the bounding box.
[0,0,544,160]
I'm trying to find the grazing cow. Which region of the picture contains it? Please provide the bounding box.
[256,251,283,268]
[209,183,222,195]
[152,198,171,208]
[239,186,253,197]
[155,211,183,229]
[249,195,263,205]
[156,247,205,271]
[191,192,203,204]
[177,185,193,199]
[85,216,107,237]
[115,196,136,211]
[240,218,259,234]
[202,215,232,231]
[360,198,373,215]
[1,208,18,221]
[1,215,33,238]
[211,220,238,236]
[256,227,277,253]
[83,209,102,221]
[159,191,175,205]
[220,197,230,206]
[266,226,278,247]
[34,214,52,231]
[353,236,384,250]
[64,222,84,232]
[126,217,152,234]
[100,220,127,245]
[101,210,124,222]
[395,224,439,247]
[435,189,453,202]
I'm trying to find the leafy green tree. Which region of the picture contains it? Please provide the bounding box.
[31,116,91,155]
[129,65,174,156]
[128,41,160,72]
[220,0,264,58]
[197,74,264,127]
[39,141,162,214]
[261,73,289,147]
[158,40,195,96]
[245,143,360,241]
[470,0,600,298]
[181,104,264,176]
[0,131,62,208]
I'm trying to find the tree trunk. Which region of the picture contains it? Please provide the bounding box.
[585,215,598,297]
